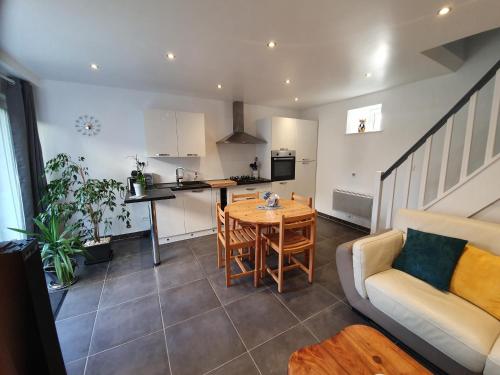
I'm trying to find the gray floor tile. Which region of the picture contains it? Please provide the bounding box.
[86,331,170,375]
[65,358,86,375]
[208,270,262,305]
[208,353,260,375]
[90,294,162,354]
[113,237,151,258]
[56,311,96,363]
[271,276,338,320]
[250,324,317,375]
[198,252,222,276]
[159,241,195,264]
[107,251,153,279]
[303,302,369,341]
[57,280,103,320]
[159,278,220,326]
[190,235,218,256]
[100,268,157,308]
[166,308,246,375]
[156,259,205,290]
[314,262,345,299]
[74,257,108,287]
[226,290,298,349]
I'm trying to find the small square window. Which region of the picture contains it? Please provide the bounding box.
[346,104,382,134]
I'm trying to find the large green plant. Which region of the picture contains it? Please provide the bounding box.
[41,153,131,243]
[10,216,85,285]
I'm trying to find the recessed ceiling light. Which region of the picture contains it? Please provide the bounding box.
[365,72,372,78]
[166,52,175,60]
[294,97,299,102]
[438,6,451,16]
[217,83,222,89]
[267,40,277,49]
[284,79,291,85]
[90,63,99,71]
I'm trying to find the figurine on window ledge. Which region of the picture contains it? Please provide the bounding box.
[358,118,366,133]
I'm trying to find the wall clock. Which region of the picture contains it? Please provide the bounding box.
[75,115,101,136]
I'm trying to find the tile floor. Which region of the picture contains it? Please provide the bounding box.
[55,217,431,375]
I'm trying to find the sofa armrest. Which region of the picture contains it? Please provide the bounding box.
[353,229,404,298]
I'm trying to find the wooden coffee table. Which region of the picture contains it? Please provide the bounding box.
[288,325,431,375]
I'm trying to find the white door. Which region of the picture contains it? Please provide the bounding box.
[144,110,178,157]
[272,117,297,151]
[156,193,186,238]
[294,161,317,206]
[176,112,206,157]
[183,188,213,233]
[296,120,318,162]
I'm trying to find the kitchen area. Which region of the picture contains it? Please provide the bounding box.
[127,101,318,265]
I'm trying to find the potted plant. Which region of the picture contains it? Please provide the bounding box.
[132,156,146,196]
[10,216,85,289]
[42,153,131,264]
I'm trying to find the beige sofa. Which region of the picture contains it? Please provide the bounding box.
[336,209,500,375]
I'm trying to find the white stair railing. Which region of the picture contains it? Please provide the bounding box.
[371,61,500,233]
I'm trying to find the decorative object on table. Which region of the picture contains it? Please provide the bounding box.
[249,157,259,178]
[132,155,147,196]
[266,193,280,207]
[10,215,86,290]
[358,118,366,133]
[75,115,101,136]
[41,153,131,265]
[263,191,272,200]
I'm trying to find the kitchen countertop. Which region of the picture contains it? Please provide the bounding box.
[206,179,237,188]
[124,187,176,203]
[153,181,212,191]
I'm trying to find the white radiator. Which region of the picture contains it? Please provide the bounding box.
[332,189,373,219]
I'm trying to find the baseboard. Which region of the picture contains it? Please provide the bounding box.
[112,230,150,241]
[159,228,217,244]
[317,211,370,233]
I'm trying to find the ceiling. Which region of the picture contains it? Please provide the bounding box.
[1,0,500,109]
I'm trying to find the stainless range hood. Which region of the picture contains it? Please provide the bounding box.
[216,101,266,144]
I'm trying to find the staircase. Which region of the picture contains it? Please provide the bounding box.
[371,60,500,233]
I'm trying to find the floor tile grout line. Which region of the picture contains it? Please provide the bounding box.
[268,288,321,343]
[247,322,302,352]
[202,352,248,375]
[83,260,110,375]
[194,241,263,375]
[300,300,343,324]
[155,270,173,375]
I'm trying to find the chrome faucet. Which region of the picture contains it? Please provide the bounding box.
[175,167,185,185]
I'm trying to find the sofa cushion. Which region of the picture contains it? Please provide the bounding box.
[485,337,500,375]
[450,245,500,320]
[393,228,467,290]
[365,268,500,373]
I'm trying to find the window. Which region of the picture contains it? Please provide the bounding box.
[0,92,25,240]
[346,104,382,134]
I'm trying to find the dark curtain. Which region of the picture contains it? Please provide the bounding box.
[5,78,47,232]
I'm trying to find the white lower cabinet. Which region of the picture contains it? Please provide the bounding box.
[271,180,295,200]
[183,189,213,233]
[156,193,186,238]
[227,183,272,201]
[294,161,317,206]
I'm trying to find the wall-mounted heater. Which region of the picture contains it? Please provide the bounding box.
[332,189,373,220]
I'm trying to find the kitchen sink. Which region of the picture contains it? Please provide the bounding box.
[153,181,211,191]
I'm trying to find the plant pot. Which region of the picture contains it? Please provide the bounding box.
[133,183,145,196]
[44,259,79,290]
[84,236,113,265]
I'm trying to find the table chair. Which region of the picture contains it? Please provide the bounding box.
[291,192,312,207]
[262,211,317,293]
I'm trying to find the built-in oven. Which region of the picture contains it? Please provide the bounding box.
[271,150,296,181]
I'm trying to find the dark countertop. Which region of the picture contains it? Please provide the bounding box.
[234,178,271,186]
[124,187,176,203]
[153,181,212,191]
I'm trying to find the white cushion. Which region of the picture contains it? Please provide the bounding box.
[352,230,403,298]
[393,209,500,255]
[485,338,500,375]
[365,269,500,373]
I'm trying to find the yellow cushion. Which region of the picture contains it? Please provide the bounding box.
[450,245,500,320]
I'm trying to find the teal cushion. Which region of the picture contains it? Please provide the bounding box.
[393,228,467,290]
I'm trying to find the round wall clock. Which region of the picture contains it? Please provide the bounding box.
[75,115,101,136]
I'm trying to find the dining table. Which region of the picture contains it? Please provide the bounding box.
[224,198,315,287]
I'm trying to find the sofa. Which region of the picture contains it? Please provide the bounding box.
[336,209,500,375]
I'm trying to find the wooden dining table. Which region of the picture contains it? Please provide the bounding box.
[224,199,315,287]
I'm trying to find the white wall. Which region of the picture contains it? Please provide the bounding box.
[35,81,297,235]
[302,30,500,226]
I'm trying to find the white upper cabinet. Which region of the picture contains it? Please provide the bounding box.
[144,110,178,157]
[295,120,318,161]
[176,111,206,157]
[144,110,205,157]
[271,117,297,151]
